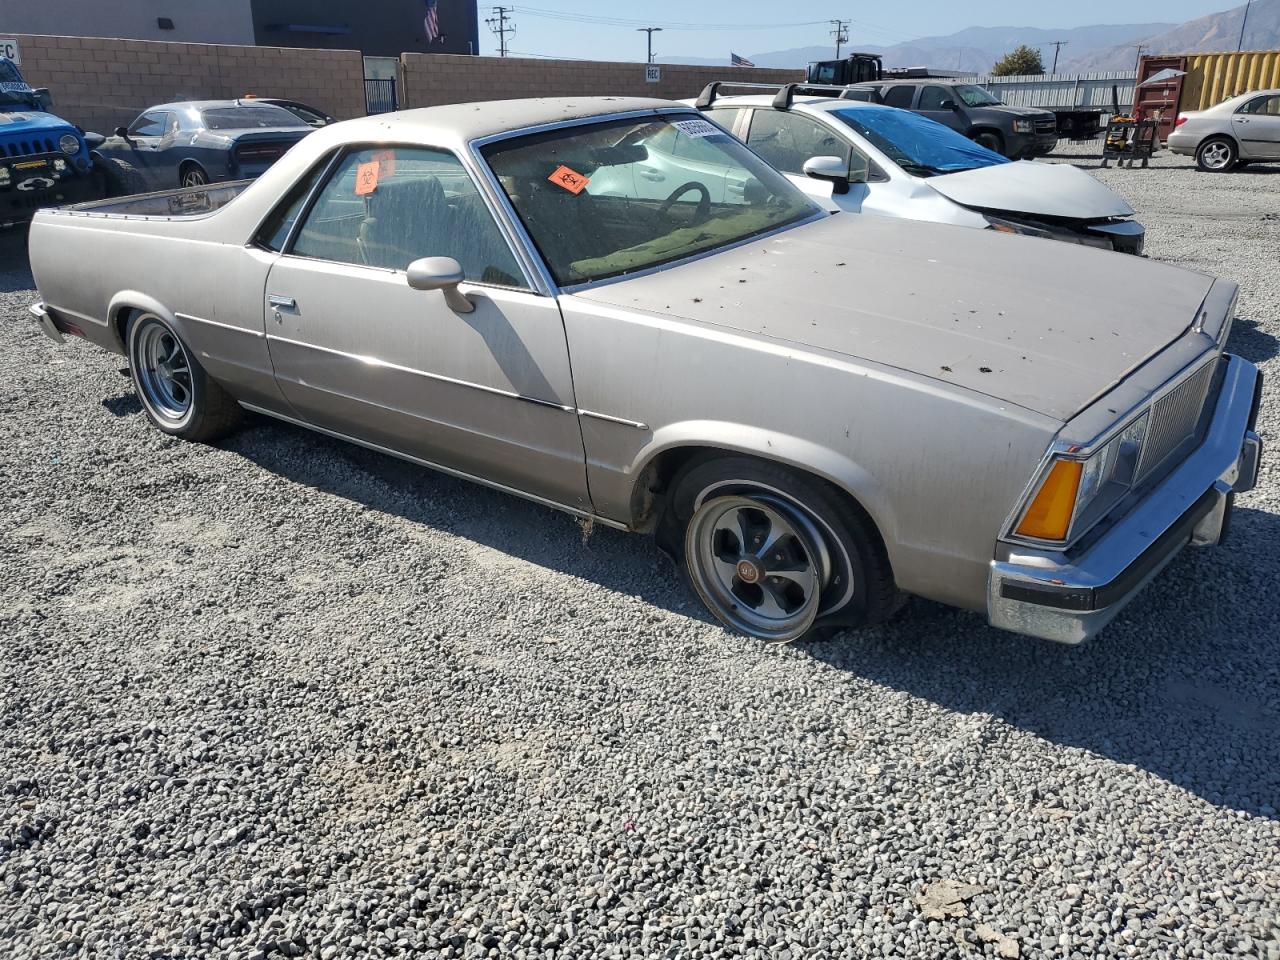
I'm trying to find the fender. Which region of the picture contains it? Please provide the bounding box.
[107,290,181,350]
[625,418,901,551]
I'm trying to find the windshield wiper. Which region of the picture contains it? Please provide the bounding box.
[898,161,947,177]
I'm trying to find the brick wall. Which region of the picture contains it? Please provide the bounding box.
[400,54,805,109]
[11,34,366,135]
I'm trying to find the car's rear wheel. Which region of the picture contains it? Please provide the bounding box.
[1196,136,1237,172]
[180,164,209,188]
[126,313,242,442]
[669,456,900,643]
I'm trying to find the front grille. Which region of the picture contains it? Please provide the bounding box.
[3,138,57,157]
[1034,119,1057,134]
[1136,360,1217,483]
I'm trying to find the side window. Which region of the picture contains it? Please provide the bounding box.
[880,85,916,109]
[746,110,851,175]
[918,87,952,111]
[1240,95,1280,116]
[703,107,743,135]
[290,146,525,288]
[256,155,332,252]
[129,112,168,137]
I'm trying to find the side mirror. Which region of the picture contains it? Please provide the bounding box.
[406,257,474,314]
[940,99,958,111]
[33,88,53,109]
[802,155,851,194]
[114,126,134,144]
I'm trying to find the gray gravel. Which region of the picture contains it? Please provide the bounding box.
[2,156,1279,960]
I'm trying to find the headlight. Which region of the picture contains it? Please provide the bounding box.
[59,134,80,155]
[1012,120,1034,134]
[1014,413,1150,543]
[985,215,1052,240]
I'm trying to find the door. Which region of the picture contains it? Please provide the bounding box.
[263,145,590,510]
[917,86,966,133]
[743,108,872,212]
[109,110,172,189]
[1234,94,1280,159]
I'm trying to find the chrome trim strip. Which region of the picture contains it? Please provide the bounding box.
[176,312,265,338]
[578,409,649,431]
[49,303,108,328]
[264,333,576,412]
[238,402,629,531]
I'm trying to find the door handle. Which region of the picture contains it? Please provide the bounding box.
[639,168,665,182]
[268,295,296,308]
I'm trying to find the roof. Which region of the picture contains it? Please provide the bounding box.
[312,97,687,148]
[695,94,890,114]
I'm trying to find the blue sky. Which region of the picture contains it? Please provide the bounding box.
[477,1,1240,60]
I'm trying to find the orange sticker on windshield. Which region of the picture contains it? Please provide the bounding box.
[548,165,590,195]
[372,149,396,178]
[355,161,379,195]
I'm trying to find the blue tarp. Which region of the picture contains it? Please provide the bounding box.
[832,106,1009,175]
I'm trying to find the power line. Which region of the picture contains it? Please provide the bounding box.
[1237,0,1253,52]
[830,19,850,59]
[486,6,516,57]
[510,6,831,31]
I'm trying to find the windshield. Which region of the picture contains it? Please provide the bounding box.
[482,115,819,286]
[833,107,1009,176]
[200,104,310,130]
[954,84,1002,107]
[0,58,35,109]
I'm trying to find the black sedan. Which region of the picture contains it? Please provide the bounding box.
[95,100,314,192]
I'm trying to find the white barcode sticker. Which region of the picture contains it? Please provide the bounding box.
[673,118,723,139]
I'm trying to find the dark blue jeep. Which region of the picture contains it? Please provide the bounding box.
[1,56,108,227]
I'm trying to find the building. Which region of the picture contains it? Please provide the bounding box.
[3,0,479,58]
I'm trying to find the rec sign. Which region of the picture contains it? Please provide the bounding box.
[0,39,20,64]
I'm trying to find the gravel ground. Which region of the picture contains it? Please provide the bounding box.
[2,156,1279,960]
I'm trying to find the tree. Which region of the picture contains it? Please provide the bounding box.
[991,44,1045,77]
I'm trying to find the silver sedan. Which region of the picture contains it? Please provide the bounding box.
[27,98,1263,645]
[1167,89,1280,171]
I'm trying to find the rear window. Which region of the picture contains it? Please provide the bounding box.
[200,105,310,130]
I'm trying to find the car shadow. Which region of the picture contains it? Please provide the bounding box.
[224,414,1280,821]
[1230,315,1280,364]
[0,228,33,295]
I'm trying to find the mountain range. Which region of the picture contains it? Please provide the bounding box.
[662,0,1280,75]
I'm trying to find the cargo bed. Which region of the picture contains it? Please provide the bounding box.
[58,181,252,220]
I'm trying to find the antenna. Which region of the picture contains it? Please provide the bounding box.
[485,6,515,58]
[829,19,849,59]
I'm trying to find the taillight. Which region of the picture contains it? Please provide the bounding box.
[1174,115,1189,128]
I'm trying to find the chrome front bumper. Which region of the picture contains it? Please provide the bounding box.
[988,354,1263,644]
[28,301,64,345]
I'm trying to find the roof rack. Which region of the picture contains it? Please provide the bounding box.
[694,81,879,111]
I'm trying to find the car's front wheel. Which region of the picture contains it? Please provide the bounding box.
[670,456,900,642]
[972,130,1005,155]
[1196,136,1238,172]
[126,313,242,442]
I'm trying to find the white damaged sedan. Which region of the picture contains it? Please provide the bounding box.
[689,86,1146,255]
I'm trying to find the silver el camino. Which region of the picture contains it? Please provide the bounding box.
[27,98,1263,644]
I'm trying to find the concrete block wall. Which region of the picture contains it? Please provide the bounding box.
[11,34,366,135]
[400,54,805,109]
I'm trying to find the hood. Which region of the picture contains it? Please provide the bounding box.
[989,104,1054,119]
[927,160,1134,221]
[568,214,1213,422]
[0,110,78,137]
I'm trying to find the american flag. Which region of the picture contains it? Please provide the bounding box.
[730,52,755,67]
[424,0,441,42]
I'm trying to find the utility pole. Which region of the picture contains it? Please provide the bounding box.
[1237,0,1253,52]
[485,6,515,58]
[637,27,663,65]
[829,19,849,59]
[1046,40,1068,75]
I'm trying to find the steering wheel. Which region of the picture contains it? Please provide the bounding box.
[657,181,712,224]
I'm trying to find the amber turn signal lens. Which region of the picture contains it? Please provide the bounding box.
[1016,459,1083,541]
